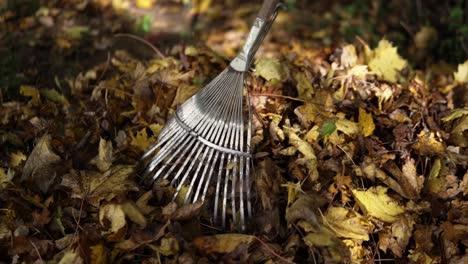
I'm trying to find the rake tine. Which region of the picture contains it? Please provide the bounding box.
[139,0,281,231]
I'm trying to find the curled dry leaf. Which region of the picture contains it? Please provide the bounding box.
[193,234,255,254]
[21,134,61,193]
[90,137,114,172]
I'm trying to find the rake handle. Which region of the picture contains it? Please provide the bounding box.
[257,0,280,21]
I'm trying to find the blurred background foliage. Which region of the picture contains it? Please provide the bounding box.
[1,0,467,100]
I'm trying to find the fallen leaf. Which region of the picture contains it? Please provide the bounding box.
[454,60,468,83]
[193,234,255,254]
[58,249,83,264]
[149,235,179,256]
[412,130,445,156]
[99,203,127,241]
[335,118,359,138]
[368,39,407,82]
[352,186,405,223]
[254,57,287,82]
[0,168,14,188]
[90,138,114,172]
[130,128,157,152]
[20,85,41,105]
[358,108,375,137]
[121,201,147,227]
[294,71,314,99]
[378,214,415,257]
[323,207,371,240]
[90,243,107,264]
[21,134,61,193]
[10,151,27,167]
[61,165,138,207]
[285,129,319,181]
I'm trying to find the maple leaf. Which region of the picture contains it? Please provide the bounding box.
[368,39,407,82]
[61,165,138,207]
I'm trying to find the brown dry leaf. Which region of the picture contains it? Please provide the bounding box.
[449,116,468,147]
[136,190,156,215]
[358,108,375,137]
[21,134,61,193]
[90,137,114,172]
[400,158,424,199]
[90,243,107,264]
[0,168,14,188]
[193,234,255,254]
[294,71,314,99]
[352,186,405,223]
[61,165,138,207]
[368,39,407,82]
[172,200,204,221]
[322,207,371,240]
[412,130,445,156]
[378,214,415,257]
[149,235,180,256]
[99,203,127,241]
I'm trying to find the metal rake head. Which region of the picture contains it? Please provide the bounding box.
[139,0,282,231]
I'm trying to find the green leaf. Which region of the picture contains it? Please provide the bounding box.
[321,120,337,136]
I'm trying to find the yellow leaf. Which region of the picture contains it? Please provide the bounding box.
[136,0,154,9]
[90,138,113,172]
[121,201,147,227]
[254,57,287,82]
[368,39,407,82]
[323,207,371,240]
[412,130,445,156]
[454,60,468,83]
[0,168,14,188]
[20,85,41,105]
[286,129,319,181]
[99,203,127,241]
[10,151,27,167]
[335,118,359,137]
[358,108,375,137]
[352,186,405,223]
[294,72,314,99]
[442,108,468,122]
[61,165,138,207]
[193,234,255,254]
[150,235,180,256]
[58,249,83,264]
[171,84,199,108]
[130,128,157,152]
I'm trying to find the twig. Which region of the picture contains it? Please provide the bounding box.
[250,92,306,103]
[30,241,43,262]
[114,33,165,59]
[254,236,295,264]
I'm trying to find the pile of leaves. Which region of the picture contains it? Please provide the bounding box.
[1,0,468,263]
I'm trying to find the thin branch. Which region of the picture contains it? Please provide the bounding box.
[114,33,165,59]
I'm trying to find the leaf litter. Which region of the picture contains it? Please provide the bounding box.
[0,1,467,263]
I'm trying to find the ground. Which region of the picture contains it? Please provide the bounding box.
[0,0,467,263]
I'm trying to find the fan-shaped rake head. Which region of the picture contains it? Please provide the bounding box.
[139,0,282,231]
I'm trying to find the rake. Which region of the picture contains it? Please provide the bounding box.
[140,0,282,231]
